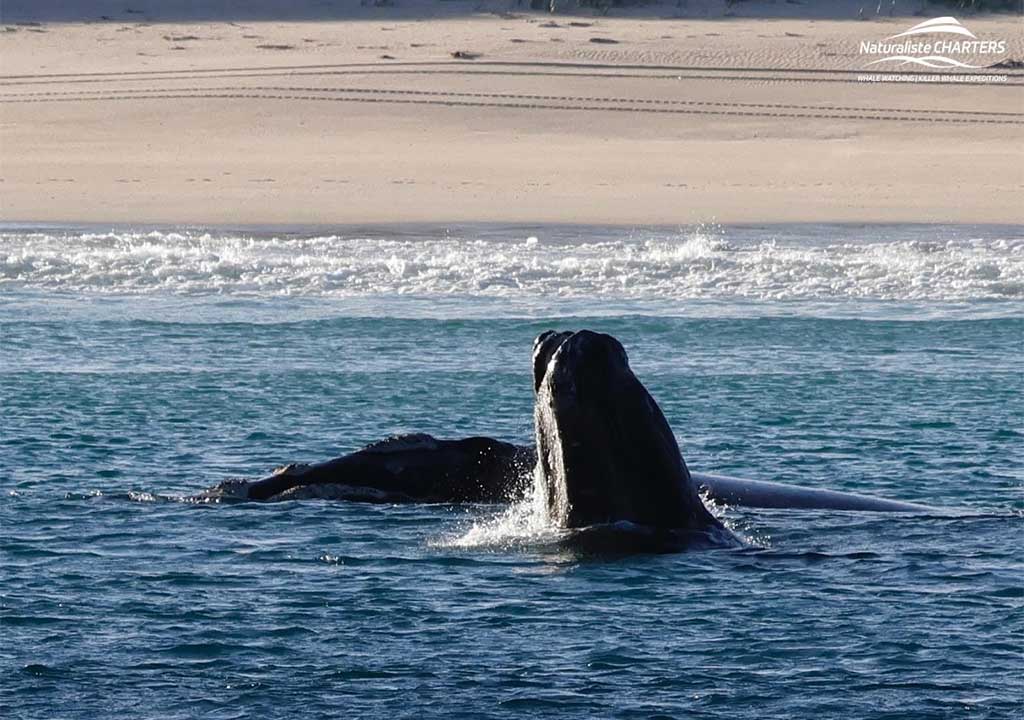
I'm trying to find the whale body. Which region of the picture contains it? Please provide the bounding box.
[196,330,935,517]
[204,434,531,503]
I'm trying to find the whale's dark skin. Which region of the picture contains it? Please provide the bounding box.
[216,434,531,503]
[532,330,726,533]
[208,328,719,528]
[197,331,933,515]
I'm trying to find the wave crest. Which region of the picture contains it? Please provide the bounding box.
[2,226,1021,302]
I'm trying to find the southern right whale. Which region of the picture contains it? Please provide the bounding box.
[197,330,932,517]
[531,329,728,535]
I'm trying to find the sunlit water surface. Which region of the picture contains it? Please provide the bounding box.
[2,224,1022,719]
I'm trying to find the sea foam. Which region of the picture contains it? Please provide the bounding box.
[2,225,1021,302]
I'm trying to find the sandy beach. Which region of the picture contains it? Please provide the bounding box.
[1,0,1022,225]
[4,7,1024,720]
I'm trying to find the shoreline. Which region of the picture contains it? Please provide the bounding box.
[2,7,1022,226]
[3,219,1022,233]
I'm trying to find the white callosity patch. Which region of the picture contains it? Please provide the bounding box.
[534,372,571,528]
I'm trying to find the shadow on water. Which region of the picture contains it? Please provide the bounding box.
[556,522,743,556]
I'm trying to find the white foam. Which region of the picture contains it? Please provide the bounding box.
[440,465,756,551]
[2,226,1021,302]
[440,467,566,550]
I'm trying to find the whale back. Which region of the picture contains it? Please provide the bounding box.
[361,434,440,454]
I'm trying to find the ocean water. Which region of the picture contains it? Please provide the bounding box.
[1,223,1022,719]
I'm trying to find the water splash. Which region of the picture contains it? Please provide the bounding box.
[441,466,755,552]
[700,489,769,548]
[440,466,566,550]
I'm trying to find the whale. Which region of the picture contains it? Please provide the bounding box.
[690,472,932,513]
[531,329,728,538]
[196,330,934,517]
[202,434,532,503]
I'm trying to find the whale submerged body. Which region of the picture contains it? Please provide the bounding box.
[198,330,933,522]
[203,450,930,513]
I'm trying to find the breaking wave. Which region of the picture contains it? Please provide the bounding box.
[2,225,1021,303]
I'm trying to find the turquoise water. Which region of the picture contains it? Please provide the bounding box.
[1,224,1022,718]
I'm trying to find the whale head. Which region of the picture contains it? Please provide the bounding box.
[532,330,723,532]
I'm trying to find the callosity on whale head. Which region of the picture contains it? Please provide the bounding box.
[532,330,726,534]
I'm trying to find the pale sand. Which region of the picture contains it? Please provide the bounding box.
[1,1,1022,225]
